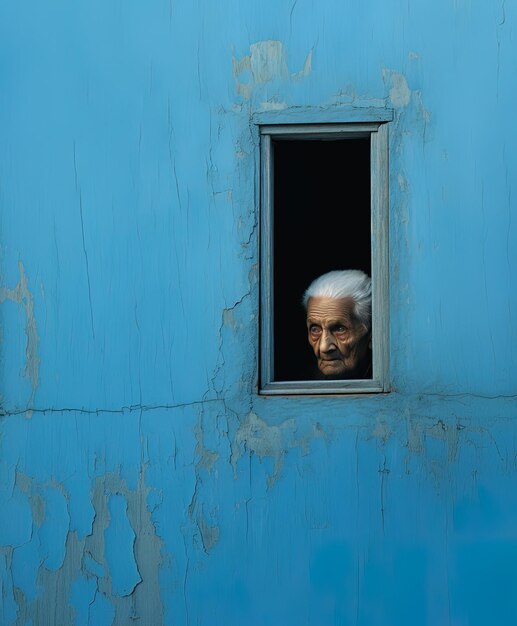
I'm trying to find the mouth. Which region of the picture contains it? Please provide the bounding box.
[319,358,341,366]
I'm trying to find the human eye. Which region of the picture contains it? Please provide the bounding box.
[333,324,348,334]
[309,324,321,336]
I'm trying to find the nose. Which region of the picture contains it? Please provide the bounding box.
[319,329,337,354]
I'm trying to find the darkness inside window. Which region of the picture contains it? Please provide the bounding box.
[273,137,371,381]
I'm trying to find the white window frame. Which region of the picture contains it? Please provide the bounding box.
[258,119,390,395]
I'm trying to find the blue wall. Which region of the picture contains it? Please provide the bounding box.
[1,1,517,624]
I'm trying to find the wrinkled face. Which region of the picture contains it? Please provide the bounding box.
[306,296,371,378]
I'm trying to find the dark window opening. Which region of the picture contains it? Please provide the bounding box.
[272,138,371,382]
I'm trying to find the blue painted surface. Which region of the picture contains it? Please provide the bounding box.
[104,495,141,597]
[1,1,517,624]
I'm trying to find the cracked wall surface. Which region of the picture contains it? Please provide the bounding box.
[1,0,517,624]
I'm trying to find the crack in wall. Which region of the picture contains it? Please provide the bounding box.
[2,390,516,419]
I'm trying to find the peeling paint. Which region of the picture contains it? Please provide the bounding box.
[0,261,40,412]
[249,40,289,84]
[371,420,391,446]
[39,485,70,571]
[2,468,164,625]
[406,419,425,454]
[15,471,45,528]
[90,471,163,625]
[187,416,222,555]
[196,509,220,554]
[230,414,331,487]
[0,473,33,549]
[292,49,313,80]
[233,40,312,99]
[405,418,465,462]
[194,423,219,474]
[0,547,16,625]
[383,69,411,108]
[231,412,296,487]
[260,98,288,111]
[330,87,386,109]
[222,308,237,330]
[1,2,517,624]
[295,421,329,456]
[425,419,463,462]
[83,552,105,579]
[397,172,410,192]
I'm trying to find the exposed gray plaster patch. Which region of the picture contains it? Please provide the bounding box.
[223,308,237,330]
[14,470,32,494]
[30,493,45,528]
[232,40,312,99]
[92,471,164,626]
[260,99,288,111]
[295,421,329,456]
[83,551,105,578]
[15,471,45,528]
[231,412,297,487]
[0,547,16,625]
[405,418,465,462]
[231,50,251,78]
[330,87,386,109]
[397,173,410,192]
[406,420,425,454]
[7,469,164,625]
[0,261,40,412]
[13,582,32,625]
[250,40,288,83]
[382,70,411,108]
[21,531,82,626]
[372,420,391,446]
[187,415,222,554]
[197,510,220,554]
[413,90,431,133]
[426,419,462,462]
[194,423,219,475]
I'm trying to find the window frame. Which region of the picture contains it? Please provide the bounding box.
[258,118,390,395]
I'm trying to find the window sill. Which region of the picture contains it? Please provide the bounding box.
[259,379,387,395]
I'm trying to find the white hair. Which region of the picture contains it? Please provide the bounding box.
[302,269,372,329]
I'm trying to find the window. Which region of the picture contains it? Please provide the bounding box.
[258,116,390,395]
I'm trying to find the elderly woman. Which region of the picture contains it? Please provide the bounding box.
[303,269,372,380]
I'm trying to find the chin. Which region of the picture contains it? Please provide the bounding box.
[318,359,363,380]
[318,363,348,378]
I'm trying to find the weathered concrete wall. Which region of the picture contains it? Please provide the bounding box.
[1,1,516,624]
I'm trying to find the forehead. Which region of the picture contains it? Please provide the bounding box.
[306,296,356,321]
